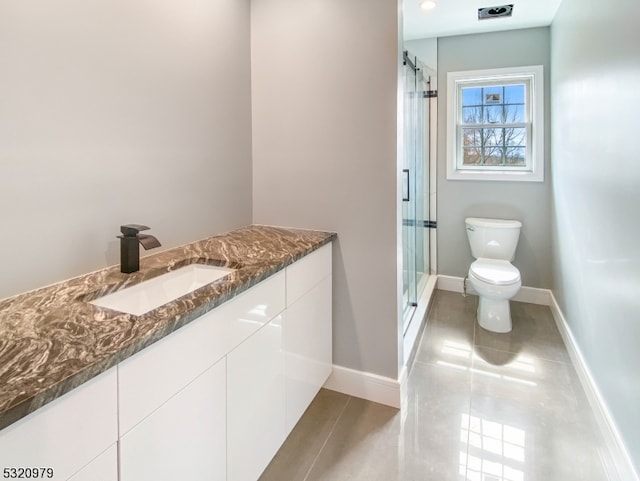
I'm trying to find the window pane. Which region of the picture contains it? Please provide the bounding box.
[462,87,482,106]
[483,128,503,147]
[504,127,526,147]
[483,147,504,165]
[484,105,504,123]
[462,106,482,124]
[482,86,503,105]
[462,128,482,146]
[462,147,482,165]
[506,147,526,165]
[504,104,525,123]
[504,84,525,104]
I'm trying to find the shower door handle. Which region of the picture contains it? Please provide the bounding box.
[402,169,410,202]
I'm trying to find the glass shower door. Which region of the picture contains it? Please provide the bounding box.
[402,53,425,331]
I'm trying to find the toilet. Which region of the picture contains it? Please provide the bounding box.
[465,217,522,333]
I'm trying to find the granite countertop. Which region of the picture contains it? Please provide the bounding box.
[0,224,336,431]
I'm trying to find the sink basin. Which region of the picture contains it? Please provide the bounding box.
[90,264,235,316]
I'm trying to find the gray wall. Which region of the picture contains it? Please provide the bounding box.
[251,0,401,378]
[404,38,438,72]
[551,0,640,472]
[437,28,552,288]
[0,0,253,300]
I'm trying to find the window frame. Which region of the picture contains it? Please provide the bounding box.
[446,65,544,182]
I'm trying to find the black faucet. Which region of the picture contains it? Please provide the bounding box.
[118,224,161,273]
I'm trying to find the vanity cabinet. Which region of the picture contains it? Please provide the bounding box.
[0,242,332,481]
[0,368,118,481]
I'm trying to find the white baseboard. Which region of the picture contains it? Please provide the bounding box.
[323,365,402,409]
[436,274,466,294]
[436,274,551,305]
[549,294,639,481]
[512,285,551,305]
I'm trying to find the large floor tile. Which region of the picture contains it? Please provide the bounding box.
[471,346,592,425]
[304,392,468,481]
[304,397,402,481]
[416,290,476,366]
[304,363,473,481]
[467,346,607,481]
[259,389,350,481]
[465,397,607,481]
[403,361,474,481]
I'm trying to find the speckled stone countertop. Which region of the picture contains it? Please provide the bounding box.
[0,225,336,431]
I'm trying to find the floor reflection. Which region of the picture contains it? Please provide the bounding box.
[461,414,526,481]
[437,339,538,387]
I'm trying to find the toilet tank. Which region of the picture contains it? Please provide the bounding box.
[465,217,522,261]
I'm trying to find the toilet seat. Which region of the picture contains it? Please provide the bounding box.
[470,258,520,286]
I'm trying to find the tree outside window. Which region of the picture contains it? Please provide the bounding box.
[461,84,526,167]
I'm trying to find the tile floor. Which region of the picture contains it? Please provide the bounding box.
[259,290,610,481]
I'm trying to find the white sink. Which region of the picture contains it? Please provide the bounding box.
[90,264,235,316]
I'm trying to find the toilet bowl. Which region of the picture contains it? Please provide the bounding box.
[465,217,522,333]
[468,258,521,333]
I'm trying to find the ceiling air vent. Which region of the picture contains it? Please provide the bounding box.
[478,4,514,20]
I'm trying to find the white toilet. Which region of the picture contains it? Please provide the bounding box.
[465,217,522,333]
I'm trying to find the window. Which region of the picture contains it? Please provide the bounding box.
[446,66,544,181]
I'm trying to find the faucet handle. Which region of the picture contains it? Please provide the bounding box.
[120,224,151,237]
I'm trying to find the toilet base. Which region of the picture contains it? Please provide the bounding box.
[477,296,512,333]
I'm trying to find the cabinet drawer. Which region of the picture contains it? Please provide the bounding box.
[118,270,285,434]
[286,243,332,307]
[0,368,117,481]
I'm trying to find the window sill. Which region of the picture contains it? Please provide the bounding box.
[446,167,544,182]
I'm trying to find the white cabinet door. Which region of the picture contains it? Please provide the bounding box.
[283,276,332,433]
[0,368,117,481]
[67,444,117,481]
[119,270,285,434]
[227,316,285,481]
[120,358,227,481]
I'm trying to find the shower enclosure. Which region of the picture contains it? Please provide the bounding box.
[402,51,433,335]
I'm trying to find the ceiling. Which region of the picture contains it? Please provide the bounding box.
[403,0,564,40]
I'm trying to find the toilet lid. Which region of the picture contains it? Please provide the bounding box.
[470,258,521,286]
